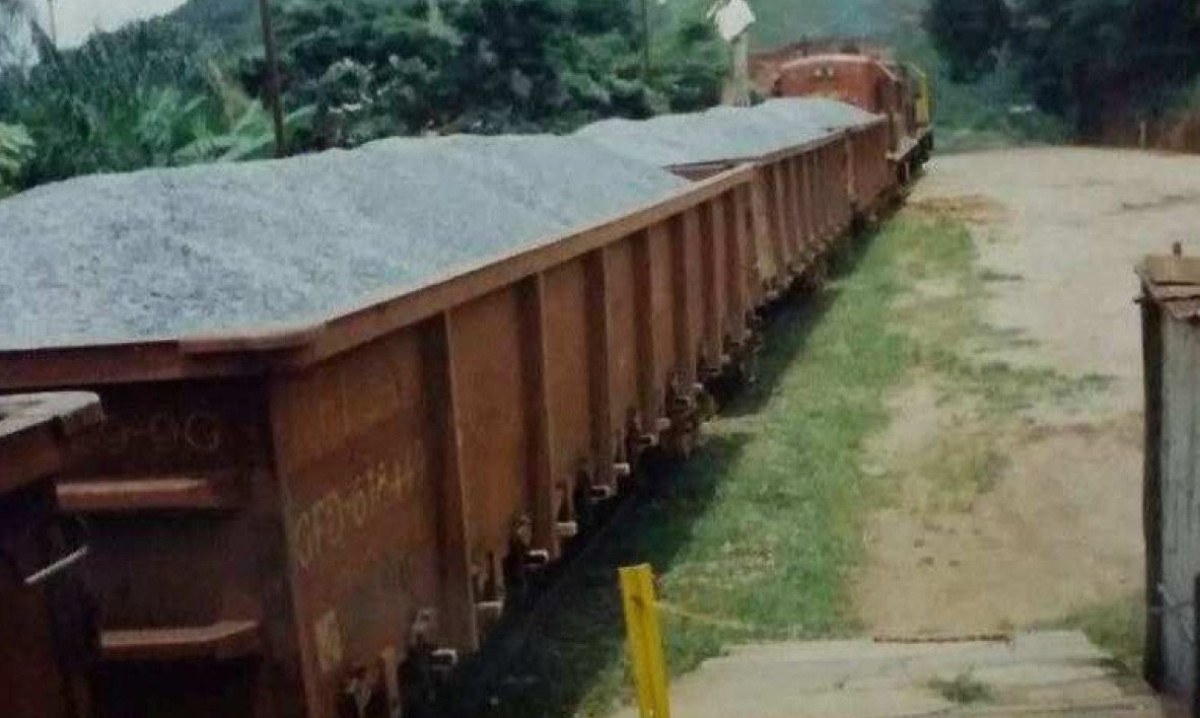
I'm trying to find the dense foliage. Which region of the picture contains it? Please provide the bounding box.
[0,21,299,188]
[923,0,1010,83]
[240,0,724,147]
[0,0,725,192]
[925,0,1200,135]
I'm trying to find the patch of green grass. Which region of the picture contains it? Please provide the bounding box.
[925,351,1113,417]
[973,325,1039,351]
[928,670,995,704]
[885,215,1111,418]
[1055,593,1146,675]
[918,431,1010,509]
[896,217,978,282]
[454,217,968,717]
[979,268,1024,283]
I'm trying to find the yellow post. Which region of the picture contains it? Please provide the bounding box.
[619,564,671,718]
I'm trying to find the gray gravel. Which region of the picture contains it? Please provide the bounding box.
[0,135,686,351]
[574,98,875,169]
[751,98,881,131]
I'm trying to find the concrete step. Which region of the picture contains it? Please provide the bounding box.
[611,631,1165,718]
[949,697,1164,716]
[715,631,1104,667]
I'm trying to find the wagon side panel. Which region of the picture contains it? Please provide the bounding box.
[270,327,451,718]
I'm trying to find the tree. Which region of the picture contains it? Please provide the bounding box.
[1006,0,1200,133]
[923,0,1011,83]
[0,0,726,191]
[241,0,724,144]
[925,0,1200,136]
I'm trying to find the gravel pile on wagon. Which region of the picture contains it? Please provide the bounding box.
[575,102,833,168]
[0,135,687,350]
[751,97,881,131]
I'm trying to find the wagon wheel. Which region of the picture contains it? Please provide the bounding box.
[672,428,697,461]
[808,256,830,292]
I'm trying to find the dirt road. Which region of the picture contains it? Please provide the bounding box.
[856,147,1200,636]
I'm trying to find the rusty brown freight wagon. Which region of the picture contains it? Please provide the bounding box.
[751,98,895,213]
[0,134,771,718]
[576,98,891,299]
[1,392,103,718]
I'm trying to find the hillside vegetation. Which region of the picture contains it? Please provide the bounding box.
[0,0,1075,195]
[926,0,1200,144]
[0,0,724,193]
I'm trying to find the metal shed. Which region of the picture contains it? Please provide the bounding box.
[1139,252,1200,713]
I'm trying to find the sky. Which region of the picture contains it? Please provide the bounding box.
[29,0,189,47]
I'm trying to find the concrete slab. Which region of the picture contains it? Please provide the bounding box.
[611,631,1165,718]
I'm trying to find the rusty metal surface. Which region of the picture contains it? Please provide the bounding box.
[51,380,291,718]
[769,53,927,166]
[1,483,90,718]
[0,392,103,718]
[0,393,103,494]
[775,55,895,114]
[269,325,448,717]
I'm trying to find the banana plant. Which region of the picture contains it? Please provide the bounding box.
[0,122,34,196]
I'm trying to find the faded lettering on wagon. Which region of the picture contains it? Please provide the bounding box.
[97,410,226,455]
[292,446,425,570]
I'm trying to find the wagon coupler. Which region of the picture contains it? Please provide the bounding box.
[663,373,706,459]
[394,610,457,718]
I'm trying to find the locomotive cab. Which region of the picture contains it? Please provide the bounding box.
[763,48,934,185]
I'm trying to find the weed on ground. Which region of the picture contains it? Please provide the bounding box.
[1052,593,1146,676]
[928,670,995,705]
[893,217,1112,419]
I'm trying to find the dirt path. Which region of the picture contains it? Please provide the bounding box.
[856,147,1200,636]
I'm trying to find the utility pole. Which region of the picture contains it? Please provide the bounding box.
[257,0,287,158]
[427,0,443,30]
[640,0,651,80]
[44,0,57,46]
[730,30,749,106]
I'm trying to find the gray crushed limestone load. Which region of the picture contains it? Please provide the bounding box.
[0,134,687,351]
[698,105,831,154]
[363,134,682,229]
[575,101,836,169]
[574,116,702,167]
[751,97,881,131]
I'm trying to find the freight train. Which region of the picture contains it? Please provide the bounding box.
[752,39,934,183]
[0,74,930,718]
